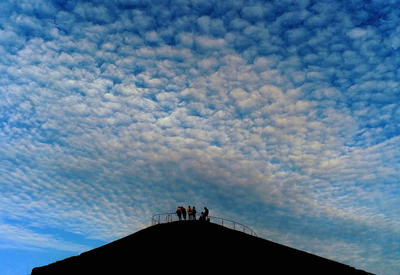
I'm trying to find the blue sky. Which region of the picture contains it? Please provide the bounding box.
[1,0,400,274]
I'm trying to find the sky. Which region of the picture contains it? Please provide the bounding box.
[1,0,400,274]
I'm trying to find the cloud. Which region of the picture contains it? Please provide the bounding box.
[0,223,91,252]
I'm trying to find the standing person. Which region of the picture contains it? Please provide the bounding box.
[187,206,192,220]
[181,206,187,220]
[192,206,197,220]
[176,206,182,221]
[204,207,209,219]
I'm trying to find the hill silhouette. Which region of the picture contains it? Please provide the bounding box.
[31,221,374,274]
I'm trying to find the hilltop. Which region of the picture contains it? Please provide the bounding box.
[31,221,374,274]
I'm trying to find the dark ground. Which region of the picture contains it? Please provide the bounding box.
[31,221,374,274]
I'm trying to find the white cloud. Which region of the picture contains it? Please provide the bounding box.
[0,223,90,252]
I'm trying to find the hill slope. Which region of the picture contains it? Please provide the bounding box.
[31,221,374,274]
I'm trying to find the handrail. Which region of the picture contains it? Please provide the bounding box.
[151,212,257,237]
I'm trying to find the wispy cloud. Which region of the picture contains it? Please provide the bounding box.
[0,223,91,252]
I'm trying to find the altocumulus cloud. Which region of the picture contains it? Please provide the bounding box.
[1,0,400,274]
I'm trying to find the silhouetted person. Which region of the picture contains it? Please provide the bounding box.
[204,207,209,219]
[187,206,192,220]
[181,206,186,220]
[176,206,182,221]
[192,206,196,220]
[199,211,210,222]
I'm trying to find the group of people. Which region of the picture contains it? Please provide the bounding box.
[176,206,209,222]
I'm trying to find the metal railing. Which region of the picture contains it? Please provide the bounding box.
[151,212,257,237]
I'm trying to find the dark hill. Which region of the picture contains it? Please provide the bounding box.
[31,221,374,274]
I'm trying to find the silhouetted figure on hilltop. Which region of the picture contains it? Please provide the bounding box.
[192,206,196,220]
[199,207,210,222]
[177,205,203,221]
[187,205,192,220]
[181,206,187,220]
[199,210,210,222]
[176,206,182,221]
